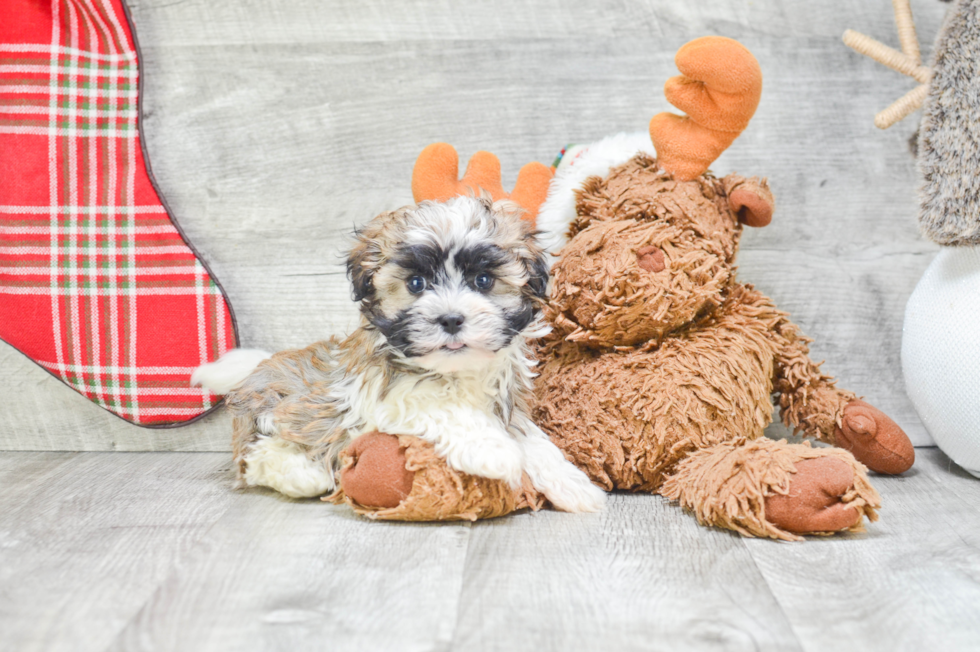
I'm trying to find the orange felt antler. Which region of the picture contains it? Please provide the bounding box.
[411,143,554,227]
[649,36,763,181]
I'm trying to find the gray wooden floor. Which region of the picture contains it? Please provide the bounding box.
[0,0,952,450]
[0,447,977,652]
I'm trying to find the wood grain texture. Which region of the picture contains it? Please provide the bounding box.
[106,489,473,651]
[121,0,947,45]
[1,447,977,651]
[0,0,949,449]
[452,496,802,652]
[0,453,234,652]
[743,446,980,651]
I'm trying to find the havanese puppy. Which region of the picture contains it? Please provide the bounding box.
[192,195,606,513]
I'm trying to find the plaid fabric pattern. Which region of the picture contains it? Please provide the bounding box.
[0,0,238,426]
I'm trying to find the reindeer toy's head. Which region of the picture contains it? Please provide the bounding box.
[543,36,775,349]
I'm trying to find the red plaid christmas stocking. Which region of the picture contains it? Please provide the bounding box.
[0,0,238,427]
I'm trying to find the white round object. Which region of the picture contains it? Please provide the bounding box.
[903,246,980,478]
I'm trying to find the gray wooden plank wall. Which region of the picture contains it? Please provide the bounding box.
[0,0,950,450]
[1,447,978,651]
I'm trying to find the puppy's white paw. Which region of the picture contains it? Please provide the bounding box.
[242,436,333,498]
[449,437,524,487]
[545,475,607,513]
[516,428,606,513]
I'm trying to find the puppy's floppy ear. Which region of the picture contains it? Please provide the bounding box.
[490,198,551,301]
[347,209,402,303]
[347,233,379,303]
[521,246,550,301]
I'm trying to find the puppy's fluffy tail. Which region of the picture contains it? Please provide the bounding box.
[191,348,272,395]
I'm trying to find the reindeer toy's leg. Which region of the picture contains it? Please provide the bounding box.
[771,311,916,475]
[661,285,913,540]
[660,436,881,541]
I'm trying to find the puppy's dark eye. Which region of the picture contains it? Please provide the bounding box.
[474,273,494,291]
[407,275,427,294]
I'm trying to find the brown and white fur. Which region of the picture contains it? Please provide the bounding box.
[192,196,605,512]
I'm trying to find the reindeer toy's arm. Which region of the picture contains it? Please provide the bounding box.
[769,312,915,475]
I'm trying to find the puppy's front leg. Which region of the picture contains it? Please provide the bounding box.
[513,416,606,513]
[419,408,525,487]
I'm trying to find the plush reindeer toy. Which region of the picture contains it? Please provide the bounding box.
[339,37,915,540]
[531,36,914,540]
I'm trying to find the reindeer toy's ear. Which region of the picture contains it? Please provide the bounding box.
[649,36,763,181]
[411,143,554,227]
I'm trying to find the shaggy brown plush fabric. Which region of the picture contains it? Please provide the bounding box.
[531,152,911,539]
[918,0,980,245]
[661,438,880,542]
[330,435,544,521]
[536,279,860,492]
[546,155,782,350]
[537,284,782,491]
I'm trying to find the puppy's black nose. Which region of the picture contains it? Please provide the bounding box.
[438,313,465,335]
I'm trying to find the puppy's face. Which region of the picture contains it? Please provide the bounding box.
[347,196,549,373]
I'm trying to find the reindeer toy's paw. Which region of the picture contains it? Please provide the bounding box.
[662,438,881,541]
[764,457,871,535]
[835,400,916,475]
[336,430,607,521]
[334,432,545,521]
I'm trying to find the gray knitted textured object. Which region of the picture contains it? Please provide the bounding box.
[918,0,980,246]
